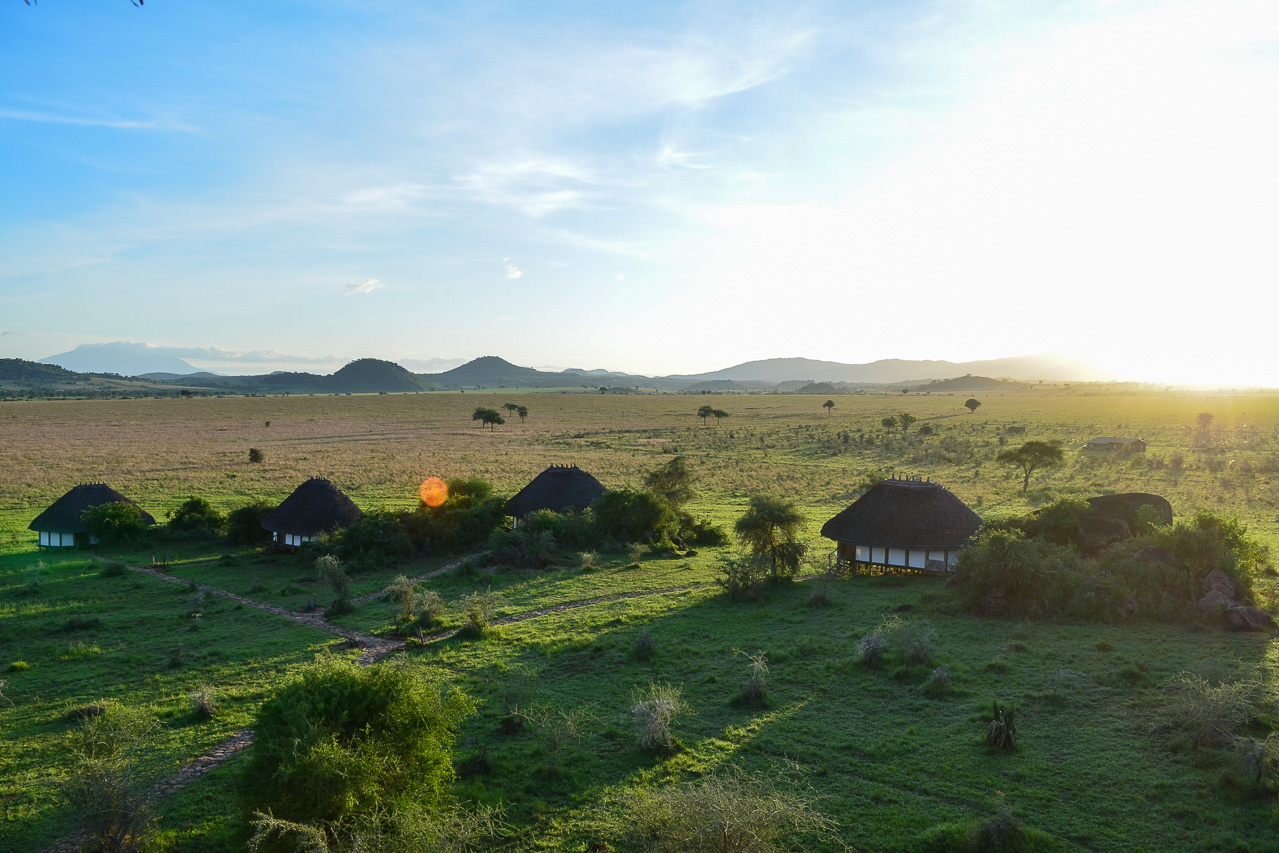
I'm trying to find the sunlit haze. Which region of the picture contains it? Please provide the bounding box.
[3,1,1276,385]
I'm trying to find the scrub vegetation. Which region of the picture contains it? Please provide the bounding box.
[2,387,1279,851]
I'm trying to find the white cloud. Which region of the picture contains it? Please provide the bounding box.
[345,278,385,295]
[0,108,195,132]
[504,260,523,280]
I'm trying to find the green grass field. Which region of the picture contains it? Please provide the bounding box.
[2,388,1278,851]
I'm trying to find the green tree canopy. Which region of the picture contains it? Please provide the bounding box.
[964,398,981,413]
[644,456,697,511]
[711,408,729,425]
[471,407,504,430]
[240,656,473,827]
[897,412,918,434]
[697,404,715,425]
[823,400,835,414]
[996,440,1065,492]
[734,496,808,581]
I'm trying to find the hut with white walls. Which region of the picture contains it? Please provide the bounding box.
[28,483,156,548]
[261,477,362,548]
[820,476,981,574]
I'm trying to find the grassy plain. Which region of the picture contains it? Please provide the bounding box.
[2,387,1279,850]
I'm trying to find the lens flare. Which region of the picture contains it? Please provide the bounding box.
[419,477,448,508]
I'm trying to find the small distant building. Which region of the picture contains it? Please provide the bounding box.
[505,464,605,523]
[1083,437,1147,452]
[29,483,156,548]
[261,477,362,548]
[820,476,982,574]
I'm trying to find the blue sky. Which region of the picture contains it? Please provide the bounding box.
[3,0,1278,383]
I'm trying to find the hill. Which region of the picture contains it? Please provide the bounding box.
[40,342,198,376]
[665,354,1105,385]
[325,358,431,393]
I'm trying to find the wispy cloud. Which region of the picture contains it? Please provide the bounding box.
[0,107,195,132]
[503,259,523,280]
[1,330,20,337]
[345,278,385,295]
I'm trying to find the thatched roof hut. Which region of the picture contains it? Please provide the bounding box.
[262,477,362,548]
[504,465,605,520]
[29,483,156,548]
[820,476,981,573]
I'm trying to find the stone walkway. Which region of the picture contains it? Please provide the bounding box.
[43,554,716,851]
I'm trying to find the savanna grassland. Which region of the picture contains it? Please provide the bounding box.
[2,387,1279,851]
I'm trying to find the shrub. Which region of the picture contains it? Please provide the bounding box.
[98,561,127,578]
[167,496,225,537]
[227,501,275,546]
[456,589,500,636]
[986,702,1018,750]
[591,489,674,545]
[714,555,765,600]
[858,631,888,667]
[248,447,265,463]
[337,512,414,564]
[9,660,29,672]
[82,502,151,547]
[629,681,689,753]
[246,801,503,853]
[189,685,220,720]
[1164,671,1261,749]
[618,763,838,853]
[633,628,657,662]
[239,655,473,828]
[922,666,953,698]
[62,702,162,853]
[734,650,768,707]
[314,555,352,615]
[1237,732,1279,791]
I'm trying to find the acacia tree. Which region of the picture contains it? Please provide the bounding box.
[964,398,981,414]
[880,416,898,431]
[897,413,918,435]
[1196,412,1214,430]
[471,407,504,430]
[502,403,519,418]
[823,400,834,415]
[711,408,729,426]
[734,496,808,581]
[997,440,1065,492]
[697,405,715,425]
[516,405,528,422]
[645,456,696,511]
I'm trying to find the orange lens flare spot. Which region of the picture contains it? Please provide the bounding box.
[419,477,448,508]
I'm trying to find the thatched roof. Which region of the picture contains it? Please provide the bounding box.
[29,483,156,533]
[261,478,362,537]
[1087,492,1173,526]
[504,465,605,518]
[821,477,981,550]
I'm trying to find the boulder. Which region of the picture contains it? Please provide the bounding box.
[1135,546,1182,567]
[1225,606,1275,631]
[1201,568,1237,600]
[1198,588,1234,611]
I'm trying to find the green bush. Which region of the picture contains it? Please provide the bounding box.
[337,511,414,564]
[62,702,163,853]
[591,489,674,545]
[400,480,507,553]
[82,502,151,547]
[166,496,225,537]
[227,501,275,546]
[240,655,473,828]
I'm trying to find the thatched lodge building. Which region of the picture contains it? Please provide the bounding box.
[29,483,156,548]
[821,476,982,573]
[505,464,605,523]
[261,477,362,548]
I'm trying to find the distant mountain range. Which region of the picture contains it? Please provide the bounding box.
[3,351,1113,398]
